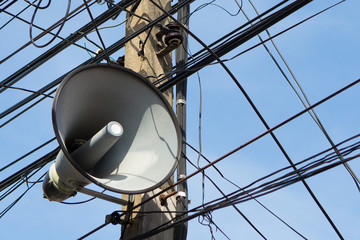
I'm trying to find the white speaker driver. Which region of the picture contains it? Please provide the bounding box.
[52,64,181,194]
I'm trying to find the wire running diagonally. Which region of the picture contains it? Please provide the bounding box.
[243,0,360,192]
[148,0,344,239]
[78,76,360,239]
[29,0,71,48]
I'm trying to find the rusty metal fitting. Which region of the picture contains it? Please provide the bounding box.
[159,191,178,206]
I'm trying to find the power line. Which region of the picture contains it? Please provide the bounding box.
[0,0,97,65]
[77,75,360,239]
[111,133,360,240]
[186,143,308,240]
[0,0,139,93]
[0,0,190,122]
[151,0,344,237]
[0,147,59,192]
[29,0,71,48]
[0,137,56,172]
[242,0,359,192]
[85,77,359,240]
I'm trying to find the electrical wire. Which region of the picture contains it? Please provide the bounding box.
[77,2,358,237]
[0,89,56,128]
[149,1,344,237]
[29,0,71,48]
[0,0,190,123]
[1,8,98,56]
[126,133,360,240]
[83,0,111,63]
[186,154,268,239]
[122,76,360,235]
[60,189,109,205]
[185,143,308,240]
[0,0,139,92]
[153,0,300,88]
[0,0,193,190]
[186,44,238,239]
[0,137,56,172]
[78,77,360,239]
[1,1,358,238]
[0,0,33,30]
[0,169,47,219]
[207,1,243,17]
[24,0,51,9]
[198,211,231,240]
[0,0,15,13]
[0,0,97,65]
[0,147,59,192]
[81,74,360,240]
[1,1,286,122]
[243,0,360,192]
[0,83,54,99]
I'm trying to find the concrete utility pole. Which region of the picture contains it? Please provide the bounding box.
[122,0,176,239]
[174,0,189,239]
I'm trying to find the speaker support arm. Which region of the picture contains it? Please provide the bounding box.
[78,188,128,206]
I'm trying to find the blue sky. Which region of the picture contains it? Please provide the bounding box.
[1,0,360,239]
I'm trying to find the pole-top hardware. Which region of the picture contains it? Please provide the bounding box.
[156,22,183,57]
[160,191,187,206]
[105,212,123,225]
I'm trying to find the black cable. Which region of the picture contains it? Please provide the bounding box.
[0,137,56,172]
[0,0,193,192]
[61,197,96,205]
[0,90,56,128]
[0,170,47,219]
[78,222,111,240]
[185,154,268,240]
[0,0,16,13]
[0,0,190,122]
[0,0,286,121]
[79,81,360,239]
[0,0,98,64]
[122,142,360,240]
[246,0,360,192]
[0,147,59,192]
[164,0,290,82]
[83,0,111,63]
[24,0,51,9]
[0,83,54,99]
[124,76,360,232]
[0,0,32,30]
[29,0,71,48]
[0,179,23,201]
[186,143,308,239]
[105,0,151,24]
[198,211,231,240]
[125,134,360,240]
[156,0,306,91]
[153,9,351,237]
[150,1,342,237]
[0,0,139,93]
[1,8,98,55]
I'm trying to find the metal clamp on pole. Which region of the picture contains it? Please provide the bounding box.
[176,99,186,106]
[160,191,178,206]
[105,212,123,225]
[77,187,128,206]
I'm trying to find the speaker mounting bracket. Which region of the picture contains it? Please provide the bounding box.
[78,187,128,206]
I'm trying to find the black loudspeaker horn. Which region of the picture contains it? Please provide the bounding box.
[43,64,181,202]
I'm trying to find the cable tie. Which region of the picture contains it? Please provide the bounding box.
[178,174,186,180]
[176,191,186,198]
[176,99,186,105]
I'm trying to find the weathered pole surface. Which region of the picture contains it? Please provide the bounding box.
[174,0,189,239]
[122,0,176,239]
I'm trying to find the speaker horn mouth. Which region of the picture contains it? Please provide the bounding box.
[52,63,181,194]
